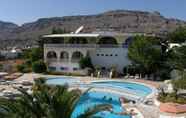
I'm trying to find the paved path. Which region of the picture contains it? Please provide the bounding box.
[136,104,159,118]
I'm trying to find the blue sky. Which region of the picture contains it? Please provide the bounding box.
[0,0,186,25]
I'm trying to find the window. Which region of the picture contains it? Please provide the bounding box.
[61,67,68,70]
[49,67,56,71]
[105,54,108,56]
[73,67,79,71]
[97,54,99,56]
[110,54,113,56]
[101,54,104,56]
[101,67,106,70]
[115,54,118,56]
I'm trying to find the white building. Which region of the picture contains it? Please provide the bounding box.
[42,32,149,73]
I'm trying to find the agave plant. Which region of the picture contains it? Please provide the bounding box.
[0,78,112,118]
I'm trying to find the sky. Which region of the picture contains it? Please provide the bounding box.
[0,0,186,25]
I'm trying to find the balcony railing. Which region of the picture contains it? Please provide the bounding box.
[58,59,69,62]
[44,44,127,48]
[46,58,80,63]
[71,59,81,63]
[46,58,58,62]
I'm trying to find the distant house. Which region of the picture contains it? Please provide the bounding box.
[42,31,153,73]
[0,48,22,59]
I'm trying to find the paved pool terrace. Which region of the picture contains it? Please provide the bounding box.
[46,77,158,102]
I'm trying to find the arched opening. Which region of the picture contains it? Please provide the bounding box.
[47,51,57,59]
[60,51,69,62]
[68,37,88,44]
[98,37,118,45]
[71,51,84,62]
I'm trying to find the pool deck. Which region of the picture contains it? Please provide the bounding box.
[0,73,166,118]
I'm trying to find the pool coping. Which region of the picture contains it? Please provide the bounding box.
[45,75,158,102]
[90,79,158,99]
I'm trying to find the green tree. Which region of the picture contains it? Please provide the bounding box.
[168,27,186,43]
[172,70,186,91]
[79,56,94,69]
[0,79,112,118]
[32,60,47,73]
[168,46,186,70]
[0,64,3,71]
[128,35,162,77]
[30,48,43,62]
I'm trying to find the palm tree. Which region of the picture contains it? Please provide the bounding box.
[0,78,112,118]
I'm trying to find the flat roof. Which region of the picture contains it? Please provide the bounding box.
[42,33,103,38]
[42,32,156,39]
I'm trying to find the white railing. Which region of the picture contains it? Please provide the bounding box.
[58,59,69,62]
[44,44,126,48]
[46,58,57,62]
[46,58,80,63]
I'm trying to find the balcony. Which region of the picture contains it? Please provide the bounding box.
[58,59,69,62]
[46,58,58,62]
[44,44,126,48]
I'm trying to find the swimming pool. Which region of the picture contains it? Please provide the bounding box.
[46,77,152,118]
[91,81,152,97]
[46,77,152,97]
[46,77,81,85]
[72,91,131,118]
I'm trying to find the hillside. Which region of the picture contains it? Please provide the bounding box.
[0,10,186,49]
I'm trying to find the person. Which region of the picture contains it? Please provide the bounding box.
[129,109,138,115]
[119,97,126,110]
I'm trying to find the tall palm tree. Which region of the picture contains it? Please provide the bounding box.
[0,78,112,118]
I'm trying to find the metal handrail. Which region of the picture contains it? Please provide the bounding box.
[69,84,141,100]
[44,44,126,48]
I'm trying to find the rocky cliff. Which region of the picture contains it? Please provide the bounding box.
[0,10,186,49]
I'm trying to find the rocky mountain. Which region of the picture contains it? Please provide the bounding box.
[0,10,186,49]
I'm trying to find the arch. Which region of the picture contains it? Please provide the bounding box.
[60,51,69,60]
[71,51,84,62]
[97,37,118,45]
[68,37,88,44]
[47,51,57,59]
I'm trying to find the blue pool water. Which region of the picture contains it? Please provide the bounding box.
[46,77,81,85]
[46,77,152,118]
[46,77,152,97]
[90,81,152,97]
[72,91,131,118]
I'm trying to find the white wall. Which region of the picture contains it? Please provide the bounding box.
[44,45,131,73]
[90,48,131,73]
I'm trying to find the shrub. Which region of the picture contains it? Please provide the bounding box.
[16,64,30,73]
[0,64,3,71]
[158,91,186,104]
[110,65,118,78]
[25,59,32,66]
[46,71,86,76]
[79,56,93,69]
[32,61,47,73]
[123,67,127,76]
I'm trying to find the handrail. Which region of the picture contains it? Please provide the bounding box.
[44,44,126,48]
[69,84,141,100]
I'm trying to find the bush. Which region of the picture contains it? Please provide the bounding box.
[16,64,30,73]
[25,59,32,66]
[79,57,93,69]
[46,71,86,76]
[158,91,186,104]
[111,66,118,78]
[0,64,3,71]
[32,61,47,73]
